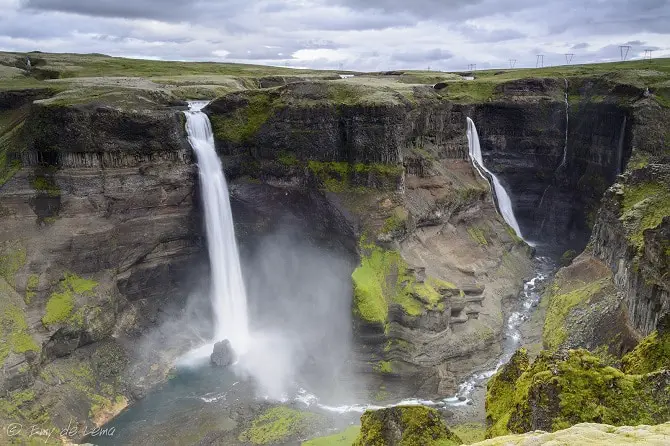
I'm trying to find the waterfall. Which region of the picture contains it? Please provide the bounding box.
[466,117,524,239]
[616,116,627,174]
[184,101,250,354]
[559,78,569,168]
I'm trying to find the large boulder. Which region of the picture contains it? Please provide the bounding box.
[210,340,235,367]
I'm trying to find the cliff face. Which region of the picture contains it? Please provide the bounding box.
[0,96,205,439]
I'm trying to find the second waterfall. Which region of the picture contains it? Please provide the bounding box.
[466,117,524,240]
[184,101,250,354]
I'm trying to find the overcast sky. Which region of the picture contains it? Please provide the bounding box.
[1,0,669,71]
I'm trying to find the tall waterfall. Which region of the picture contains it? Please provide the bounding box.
[184,101,250,354]
[617,116,627,174]
[559,78,569,168]
[466,117,524,239]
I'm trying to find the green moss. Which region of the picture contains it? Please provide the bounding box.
[308,161,403,193]
[381,212,406,235]
[543,279,609,351]
[25,274,39,304]
[486,349,670,437]
[375,361,393,374]
[438,81,498,103]
[0,241,26,286]
[277,151,299,166]
[560,250,577,266]
[210,91,277,143]
[354,406,462,446]
[621,181,670,250]
[239,407,322,445]
[450,423,486,444]
[42,272,98,326]
[30,174,60,197]
[352,244,450,325]
[0,302,39,364]
[622,331,670,374]
[302,426,361,445]
[467,226,488,245]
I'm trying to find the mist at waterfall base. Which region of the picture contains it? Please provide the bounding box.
[179,101,357,404]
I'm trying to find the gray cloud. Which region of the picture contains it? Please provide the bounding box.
[392,48,453,63]
[571,43,589,50]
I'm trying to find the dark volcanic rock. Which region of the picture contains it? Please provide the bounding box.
[211,340,235,367]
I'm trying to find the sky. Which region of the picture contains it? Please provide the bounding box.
[1,0,669,71]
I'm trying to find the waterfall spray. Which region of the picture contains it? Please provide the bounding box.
[184,101,250,354]
[466,117,524,240]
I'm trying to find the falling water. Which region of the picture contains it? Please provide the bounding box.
[184,101,250,354]
[616,116,627,174]
[558,78,570,169]
[466,117,524,240]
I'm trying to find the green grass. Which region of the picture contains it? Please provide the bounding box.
[622,331,670,375]
[450,423,486,444]
[302,426,361,446]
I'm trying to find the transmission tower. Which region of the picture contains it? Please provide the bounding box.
[509,59,517,69]
[467,64,477,71]
[644,49,653,62]
[564,53,575,65]
[619,45,631,61]
[536,54,544,68]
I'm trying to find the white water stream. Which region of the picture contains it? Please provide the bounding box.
[466,117,524,240]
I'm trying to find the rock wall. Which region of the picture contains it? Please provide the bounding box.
[0,98,205,441]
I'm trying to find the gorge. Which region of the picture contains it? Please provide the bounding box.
[0,52,669,445]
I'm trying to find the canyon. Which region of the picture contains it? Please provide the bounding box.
[0,52,668,445]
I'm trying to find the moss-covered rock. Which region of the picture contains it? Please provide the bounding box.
[239,406,324,445]
[351,240,455,326]
[472,421,670,445]
[42,272,98,327]
[354,406,461,446]
[485,349,670,438]
[622,331,670,375]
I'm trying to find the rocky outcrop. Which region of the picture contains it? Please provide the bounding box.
[472,421,670,446]
[210,340,235,367]
[485,348,670,438]
[354,405,462,446]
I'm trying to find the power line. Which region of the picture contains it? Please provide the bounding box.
[509,59,517,69]
[619,45,631,61]
[564,53,574,65]
[644,49,653,62]
[536,54,544,68]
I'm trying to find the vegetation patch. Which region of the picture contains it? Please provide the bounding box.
[308,161,403,193]
[354,406,461,446]
[467,226,488,246]
[352,241,453,325]
[0,300,40,365]
[42,272,98,327]
[450,423,486,444]
[485,348,670,438]
[209,91,278,144]
[621,180,670,251]
[30,174,60,197]
[302,426,361,445]
[25,274,39,304]
[0,240,26,286]
[622,331,670,375]
[542,278,609,351]
[239,407,323,445]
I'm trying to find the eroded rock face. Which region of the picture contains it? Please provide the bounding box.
[0,97,206,441]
